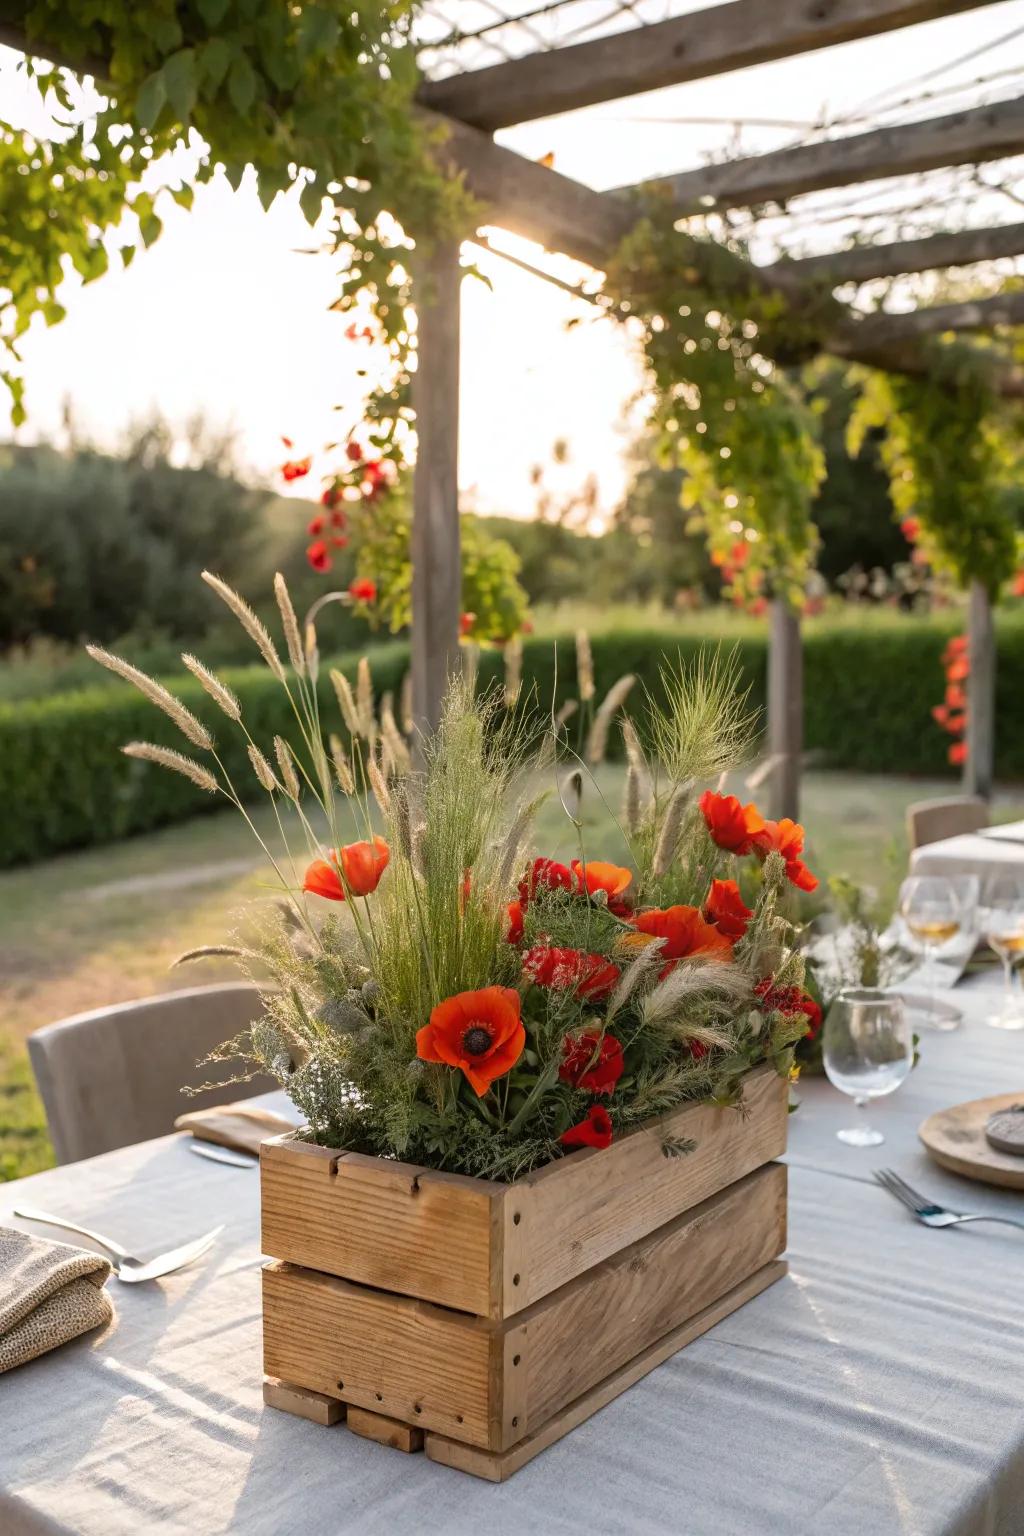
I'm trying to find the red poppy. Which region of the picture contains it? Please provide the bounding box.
[753,818,818,893]
[949,741,968,766]
[699,790,766,856]
[900,516,921,542]
[303,836,389,901]
[281,456,312,482]
[1014,571,1024,598]
[945,683,967,711]
[560,1104,613,1151]
[560,1030,624,1094]
[571,859,633,914]
[631,905,734,974]
[524,946,620,1002]
[460,612,476,636]
[506,900,524,945]
[518,857,573,904]
[415,986,524,1097]
[345,441,364,462]
[321,485,342,508]
[307,515,325,537]
[330,534,348,549]
[307,540,331,573]
[704,878,752,941]
[349,578,377,603]
[330,508,347,529]
[755,978,822,1041]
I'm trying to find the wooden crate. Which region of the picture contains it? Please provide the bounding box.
[261,1063,790,1478]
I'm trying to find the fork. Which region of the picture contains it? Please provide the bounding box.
[13,1205,224,1282]
[874,1169,1024,1232]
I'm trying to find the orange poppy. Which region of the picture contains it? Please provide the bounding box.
[699,790,765,856]
[303,836,389,901]
[632,905,734,974]
[571,859,633,913]
[753,819,818,893]
[415,986,525,1097]
[703,878,752,941]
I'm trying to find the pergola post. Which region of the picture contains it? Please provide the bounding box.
[767,601,803,822]
[964,578,995,799]
[411,239,462,741]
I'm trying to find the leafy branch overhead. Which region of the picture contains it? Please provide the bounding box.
[0,0,477,420]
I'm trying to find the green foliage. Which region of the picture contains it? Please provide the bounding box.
[0,1,476,418]
[848,365,1019,598]
[0,424,272,648]
[603,213,825,608]
[11,609,1024,866]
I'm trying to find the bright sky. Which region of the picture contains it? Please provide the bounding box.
[4,0,1024,524]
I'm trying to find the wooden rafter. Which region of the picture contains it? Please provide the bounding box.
[418,0,1006,133]
[629,96,1024,213]
[782,222,1024,284]
[834,287,1024,345]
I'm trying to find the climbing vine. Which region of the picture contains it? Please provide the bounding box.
[847,360,1019,599]
[602,211,826,610]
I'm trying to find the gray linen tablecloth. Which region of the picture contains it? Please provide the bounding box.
[911,830,1024,882]
[3,981,1024,1536]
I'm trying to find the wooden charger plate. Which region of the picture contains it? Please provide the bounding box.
[919,1092,1024,1190]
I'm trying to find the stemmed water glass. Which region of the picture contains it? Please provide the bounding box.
[980,875,1024,1030]
[823,989,913,1147]
[899,875,962,1029]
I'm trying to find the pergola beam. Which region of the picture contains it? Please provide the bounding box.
[782,221,1024,284]
[629,96,1024,213]
[834,287,1024,346]
[417,0,1005,133]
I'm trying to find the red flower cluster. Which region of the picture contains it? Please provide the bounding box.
[524,945,620,1002]
[754,978,822,1041]
[559,1030,624,1094]
[932,634,968,767]
[700,792,817,893]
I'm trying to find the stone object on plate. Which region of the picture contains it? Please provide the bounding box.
[985,1105,1024,1157]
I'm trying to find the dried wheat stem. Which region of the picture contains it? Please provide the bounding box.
[89,647,214,750]
[586,673,636,765]
[554,698,578,730]
[274,572,305,676]
[172,945,247,966]
[504,637,523,708]
[201,571,286,682]
[121,741,218,792]
[368,755,391,816]
[624,762,642,836]
[328,733,355,795]
[575,629,595,702]
[274,736,301,800]
[181,654,241,722]
[380,699,412,776]
[330,669,361,735]
[653,781,689,877]
[248,744,280,794]
[356,657,374,739]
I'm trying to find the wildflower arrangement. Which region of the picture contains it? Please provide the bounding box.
[89,575,820,1181]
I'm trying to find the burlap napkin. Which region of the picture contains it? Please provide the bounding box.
[174,1099,298,1156]
[0,1225,114,1374]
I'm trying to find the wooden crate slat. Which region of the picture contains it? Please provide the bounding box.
[424,1259,788,1481]
[261,1137,501,1316]
[347,1404,425,1453]
[506,1062,787,1311]
[518,1162,787,1437]
[262,1376,345,1426]
[262,1261,498,1448]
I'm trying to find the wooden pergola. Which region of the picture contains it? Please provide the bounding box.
[405,0,1024,816]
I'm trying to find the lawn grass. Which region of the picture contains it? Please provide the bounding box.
[3,765,1021,1181]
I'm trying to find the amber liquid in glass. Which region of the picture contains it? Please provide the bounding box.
[906,919,959,945]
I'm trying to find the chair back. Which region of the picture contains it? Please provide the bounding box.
[28,982,277,1165]
[906,795,989,851]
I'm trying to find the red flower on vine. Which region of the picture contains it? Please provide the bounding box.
[349,578,377,603]
[281,455,312,482]
[460,612,476,636]
[307,515,325,537]
[345,441,365,462]
[307,540,331,573]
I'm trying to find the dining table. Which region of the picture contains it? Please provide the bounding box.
[910,820,1024,883]
[2,976,1024,1536]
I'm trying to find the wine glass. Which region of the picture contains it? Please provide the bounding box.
[980,875,1024,1030]
[823,989,913,1147]
[899,875,961,1029]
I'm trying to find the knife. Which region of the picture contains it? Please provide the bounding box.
[188,1141,259,1169]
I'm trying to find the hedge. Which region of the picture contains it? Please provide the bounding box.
[4,616,1024,867]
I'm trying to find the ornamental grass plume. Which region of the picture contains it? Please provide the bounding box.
[504,636,523,709]
[85,579,818,1182]
[274,572,306,676]
[121,741,218,792]
[181,654,241,722]
[586,673,636,765]
[575,629,595,702]
[201,571,286,682]
[88,647,214,751]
